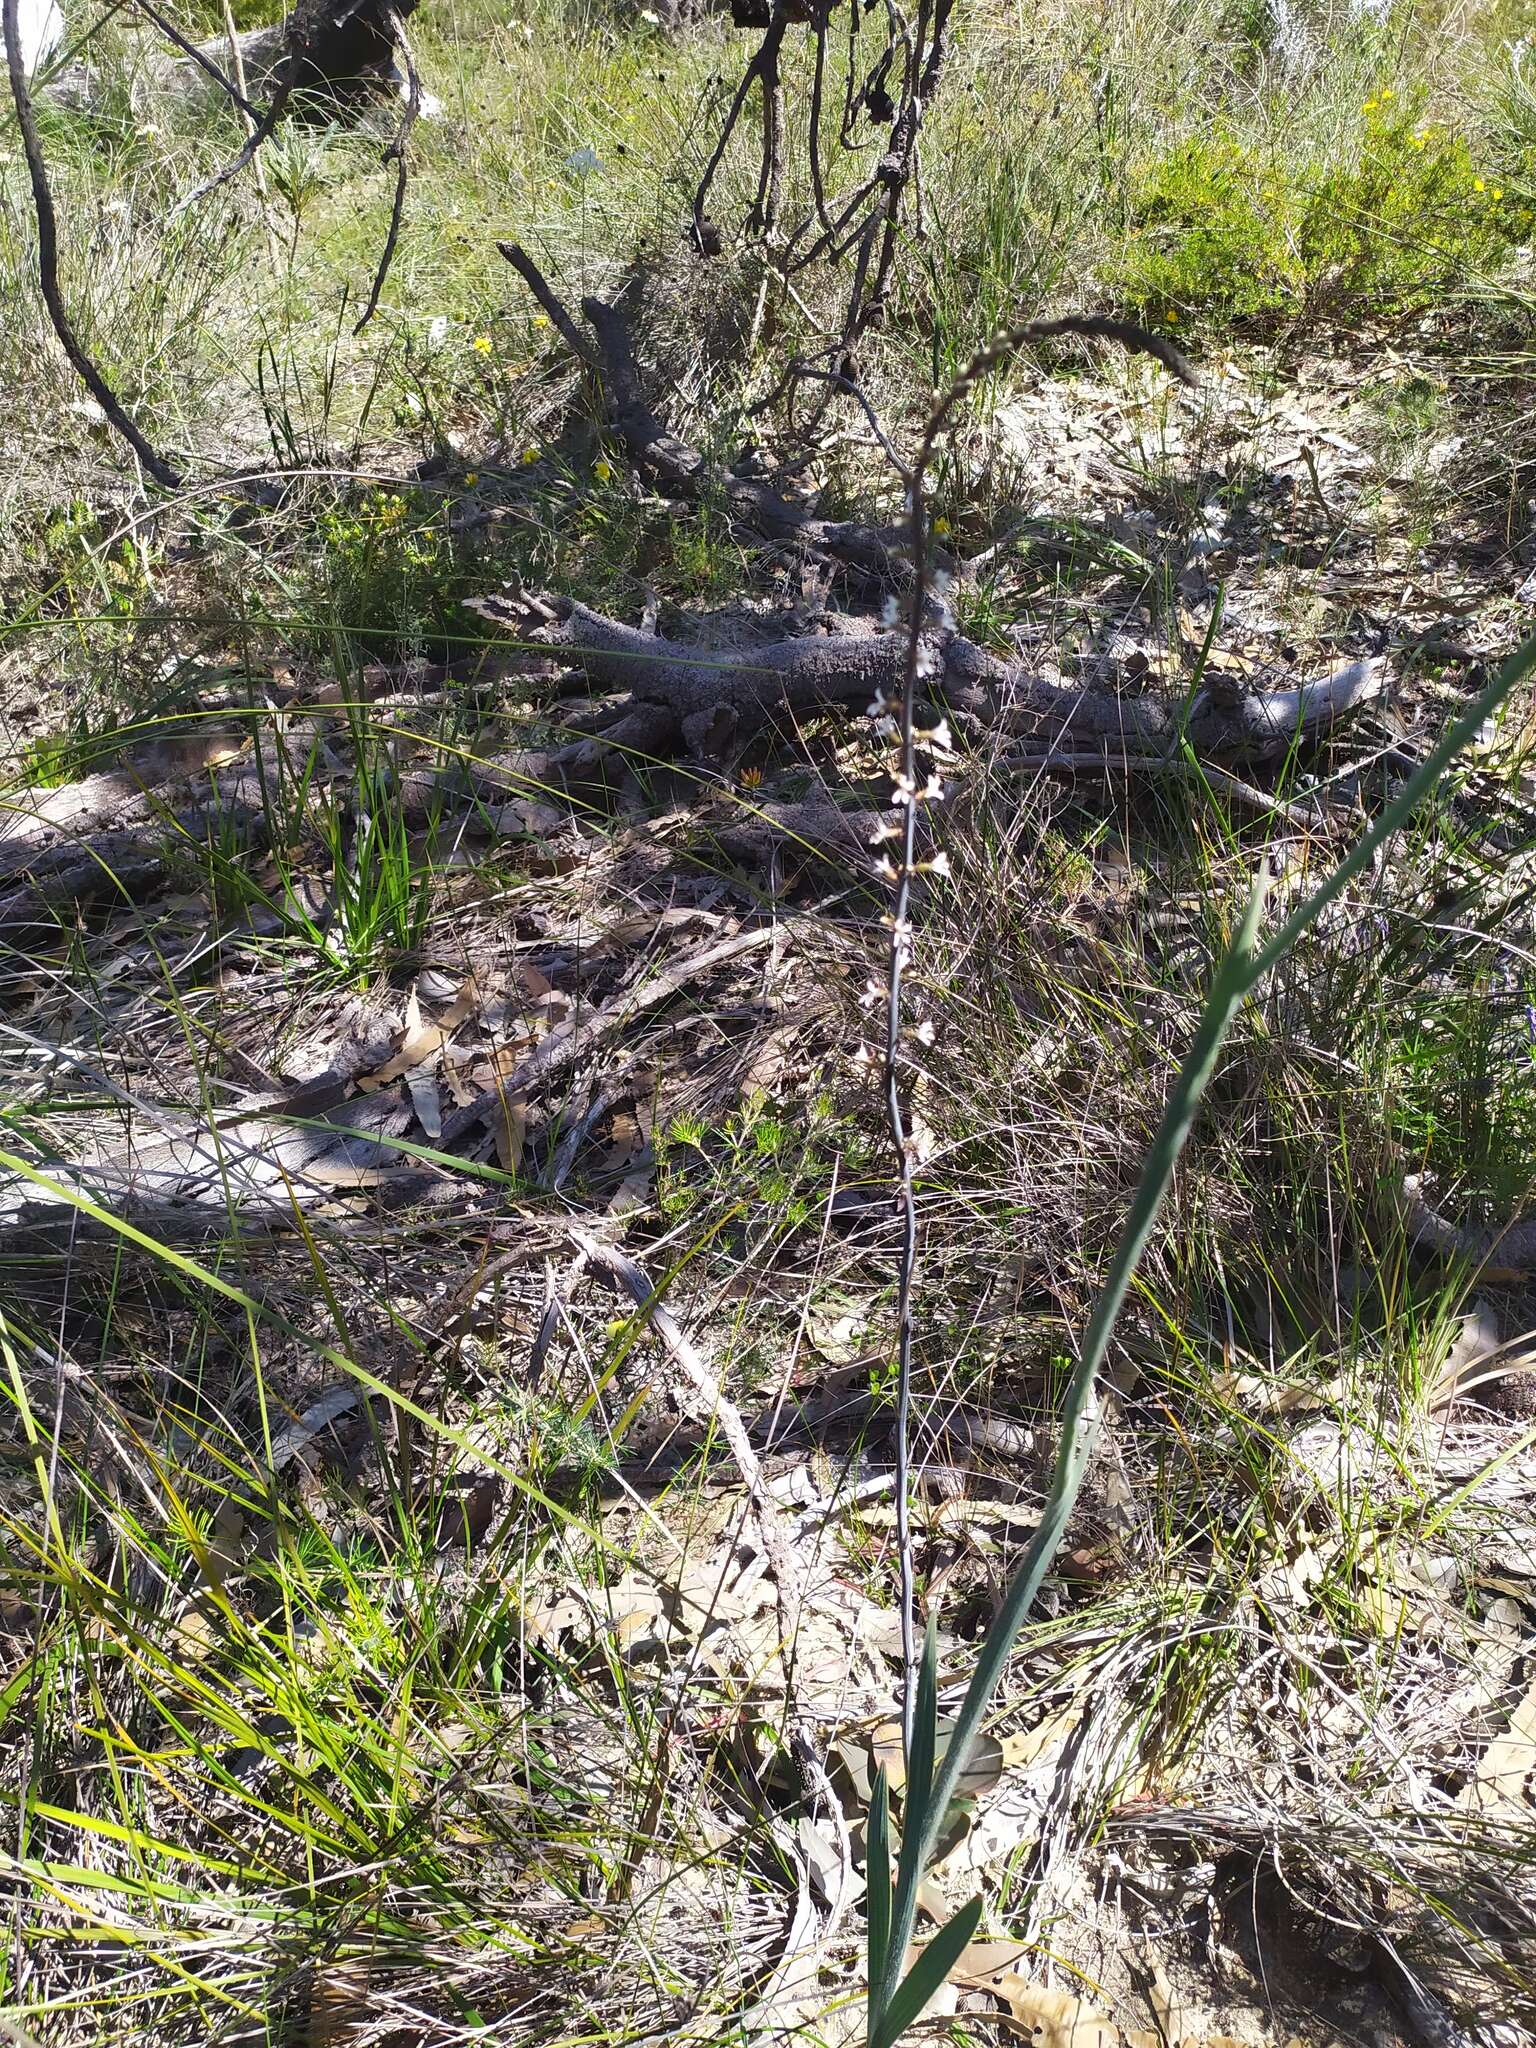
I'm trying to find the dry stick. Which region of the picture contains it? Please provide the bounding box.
[569,1229,812,1739]
[172,61,294,216]
[131,0,259,115]
[1009,747,1335,834]
[3,0,181,488]
[219,0,282,270]
[353,5,420,332]
[435,929,775,1150]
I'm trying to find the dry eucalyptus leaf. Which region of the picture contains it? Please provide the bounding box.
[946,1944,1120,2046]
[1459,1677,1536,1816]
[358,978,477,1089]
[494,1096,528,1173]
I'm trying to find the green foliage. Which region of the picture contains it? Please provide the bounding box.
[1385,984,1536,1214]
[15,496,157,624]
[313,486,472,660]
[1122,103,1536,320]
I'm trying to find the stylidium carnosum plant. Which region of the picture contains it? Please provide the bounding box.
[860,320,1536,2048]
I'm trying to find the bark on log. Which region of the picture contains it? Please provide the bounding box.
[1401,1173,1536,1280]
[174,0,422,106]
[467,587,1384,766]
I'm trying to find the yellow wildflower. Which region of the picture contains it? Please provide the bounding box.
[593,458,613,482]
[1493,186,1505,199]
[1474,177,1486,192]
[521,446,539,466]
[932,515,951,537]
[472,334,493,354]
[1363,98,1377,113]
[1381,87,1394,100]
[738,764,764,789]
[464,471,479,485]
[1411,131,1427,149]
[1166,308,1179,323]
[532,314,551,329]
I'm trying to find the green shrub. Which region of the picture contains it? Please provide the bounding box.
[313,486,471,661]
[1122,102,1536,322]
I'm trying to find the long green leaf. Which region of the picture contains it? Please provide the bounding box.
[868,624,1536,2046]
[865,1764,893,2017]
[869,1895,983,2048]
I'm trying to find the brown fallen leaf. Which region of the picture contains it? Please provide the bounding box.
[944,1942,1119,2045]
[357,979,478,1090]
[493,1095,528,1174]
[1459,1676,1536,1817]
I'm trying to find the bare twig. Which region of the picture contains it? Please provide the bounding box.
[4,0,182,487]
[353,7,421,331]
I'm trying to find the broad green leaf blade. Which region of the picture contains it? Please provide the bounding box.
[865,1764,893,2016]
[868,1895,984,2048]
[882,1617,940,2014]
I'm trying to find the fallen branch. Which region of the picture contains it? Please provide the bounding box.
[4,0,182,486]
[495,247,1197,593]
[1401,1173,1536,1281]
[435,927,776,1149]
[468,587,1383,767]
[497,243,916,585]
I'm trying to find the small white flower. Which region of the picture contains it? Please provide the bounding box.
[915,644,938,680]
[919,718,955,755]
[866,688,890,718]
[859,977,884,1010]
[873,714,899,742]
[914,1019,937,1046]
[931,568,954,599]
[428,314,449,348]
[880,595,900,628]
[873,856,899,882]
[869,818,900,845]
[920,773,946,803]
[137,124,159,140]
[923,849,952,878]
[566,145,602,178]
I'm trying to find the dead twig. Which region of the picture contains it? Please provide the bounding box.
[4,0,182,486]
[353,6,422,332]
